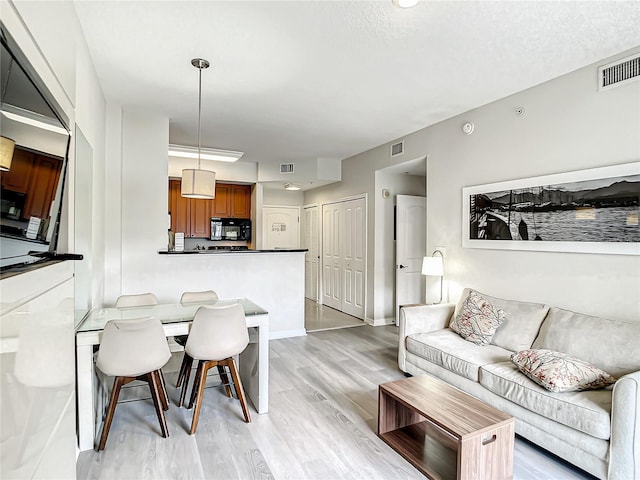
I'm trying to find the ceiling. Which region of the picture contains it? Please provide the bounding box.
[74,1,640,187]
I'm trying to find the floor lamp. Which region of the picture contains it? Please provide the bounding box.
[422,250,444,304]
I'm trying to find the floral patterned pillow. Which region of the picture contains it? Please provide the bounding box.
[511,349,617,393]
[449,290,506,345]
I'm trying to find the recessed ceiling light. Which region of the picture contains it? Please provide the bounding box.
[392,0,419,8]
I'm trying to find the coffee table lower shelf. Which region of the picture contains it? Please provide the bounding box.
[379,421,458,480]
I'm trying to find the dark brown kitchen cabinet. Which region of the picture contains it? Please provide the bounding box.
[1,147,63,220]
[230,185,251,218]
[168,180,252,238]
[212,184,231,217]
[169,179,191,235]
[190,198,211,238]
[1,148,35,193]
[22,156,62,219]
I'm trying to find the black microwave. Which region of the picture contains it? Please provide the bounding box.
[211,217,251,241]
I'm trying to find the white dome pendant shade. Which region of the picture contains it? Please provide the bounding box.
[181,58,216,199]
[181,168,216,198]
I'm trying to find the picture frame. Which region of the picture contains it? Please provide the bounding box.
[462,162,640,255]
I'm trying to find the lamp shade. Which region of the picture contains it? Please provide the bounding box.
[422,256,443,276]
[0,136,16,171]
[181,169,216,199]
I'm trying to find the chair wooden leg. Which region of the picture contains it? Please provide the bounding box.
[97,376,126,451]
[189,361,212,435]
[226,358,251,423]
[148,371,169,438]
[158,369,169,410]
[217,365,233,398]
[188,360,204,410]
[178,354,194,407]
[176,352,192,388]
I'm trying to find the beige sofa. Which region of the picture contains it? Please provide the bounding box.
[398,288,640,480]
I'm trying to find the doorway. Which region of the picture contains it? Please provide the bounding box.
[302,204,319,301]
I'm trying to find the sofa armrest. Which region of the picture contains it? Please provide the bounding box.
[609,370,640,480]
[398,303,455,372]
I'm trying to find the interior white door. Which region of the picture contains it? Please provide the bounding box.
[342,198,365,318]
[262,206,300,250]
[321,197,366,318]
[303,205,319,301]
[395,195,426,324]
[322,202,342,310]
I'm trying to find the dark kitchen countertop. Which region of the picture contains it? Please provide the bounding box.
[158,248,308,255]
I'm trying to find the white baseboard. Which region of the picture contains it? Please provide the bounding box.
[270,329,307,340]
[366,316,396,327]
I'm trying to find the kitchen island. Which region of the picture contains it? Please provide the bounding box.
[120,249,308,339]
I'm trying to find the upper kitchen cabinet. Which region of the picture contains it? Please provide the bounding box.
[0,146,63,220]
[211,183,251,218]
[212,184,231,217]
[230,185,251,218]
[168,180,252,238]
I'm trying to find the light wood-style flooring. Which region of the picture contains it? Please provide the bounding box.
[77,325,595,480]
[304,299,364,332]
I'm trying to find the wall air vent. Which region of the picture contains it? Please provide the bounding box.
[280,163,294,174]
[391,141,404,157]
[598,53,640,91]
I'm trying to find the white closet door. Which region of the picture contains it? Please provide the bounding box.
[321,197,366,319]
[342,198,365,318]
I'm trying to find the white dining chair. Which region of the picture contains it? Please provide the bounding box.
[114,293,158,308]
[175,290,224,405]
[184,304,251,434]
[95,317,171,450]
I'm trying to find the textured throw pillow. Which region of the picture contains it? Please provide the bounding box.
[511,349,617,393]
[449,290,506,345]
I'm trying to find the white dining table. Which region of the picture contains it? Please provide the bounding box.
[75,298,269,452]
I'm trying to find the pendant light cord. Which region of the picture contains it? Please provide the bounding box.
[197,64,202,170]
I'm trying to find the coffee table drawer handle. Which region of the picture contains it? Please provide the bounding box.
[482,434,497,446]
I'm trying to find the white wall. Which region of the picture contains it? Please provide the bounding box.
[263,187,304,206]
[418,49,640,322]
[307,48,639,324]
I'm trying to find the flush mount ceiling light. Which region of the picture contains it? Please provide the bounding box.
[181,58,216,199]
[284,183,301,191]
[392,0,419,8]
[169,144,243,163]
[0,136,15,171]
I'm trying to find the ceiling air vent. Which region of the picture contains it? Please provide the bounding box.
[391,141,404,157]
[598,53,640,91]
[280,163,294,174]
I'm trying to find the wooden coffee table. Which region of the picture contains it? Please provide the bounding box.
[378,375,514,480]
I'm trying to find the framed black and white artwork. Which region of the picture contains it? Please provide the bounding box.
[462,162,640,255]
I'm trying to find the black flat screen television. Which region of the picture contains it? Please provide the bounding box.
[0,23,73,276]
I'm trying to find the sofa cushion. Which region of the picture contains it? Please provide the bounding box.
[454,288,550,352]
[511,349,617,393]
[450,290,506,345]
[406,329,513,382]
[532,307,640,378]
[480,361,612,440]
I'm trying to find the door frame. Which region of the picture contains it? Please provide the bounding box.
[302,202,319,302]
[319,194,368,320]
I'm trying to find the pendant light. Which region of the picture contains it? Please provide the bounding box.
[181,58,216,199]
[0,136,15,171]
